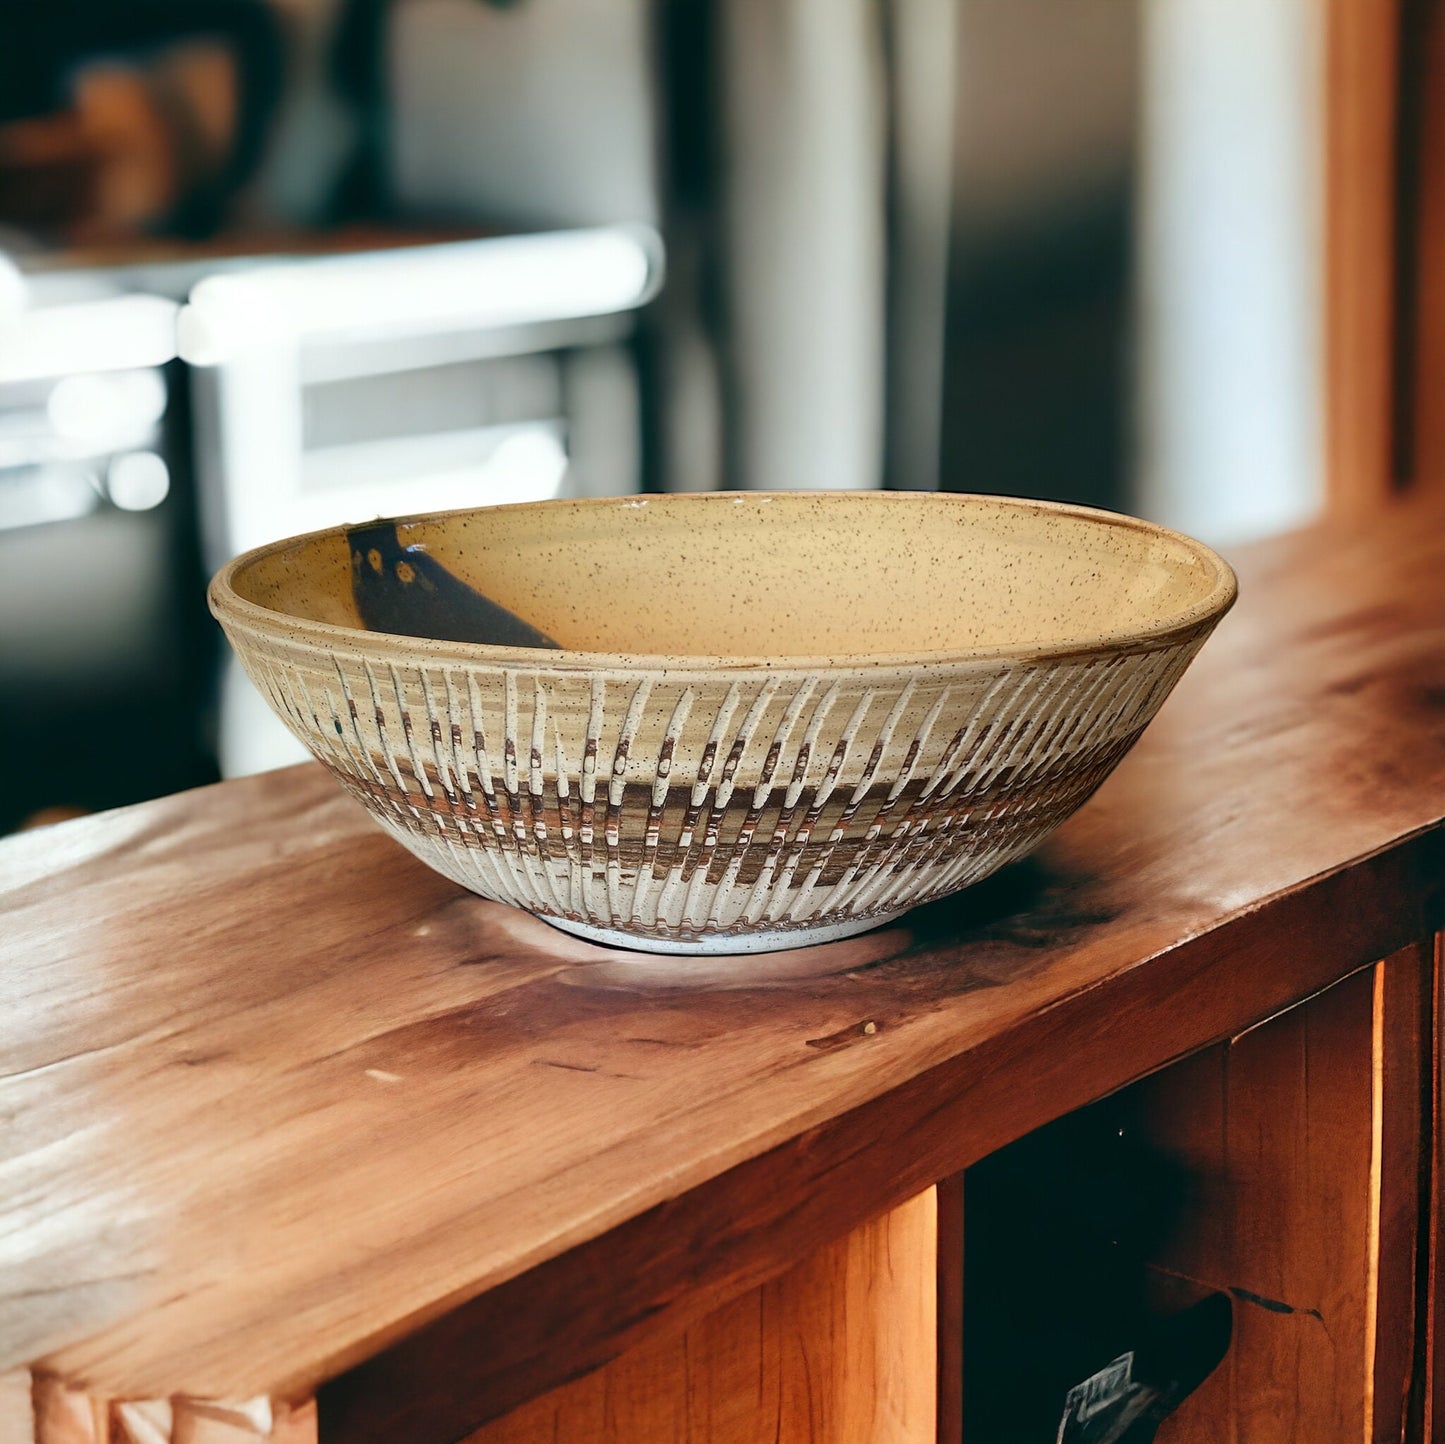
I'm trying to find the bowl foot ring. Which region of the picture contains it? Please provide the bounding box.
[540,910,909,956]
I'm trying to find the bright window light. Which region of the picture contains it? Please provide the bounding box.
[281,423,569,540]
[178,227,662,365]
[48,369,168,445]
[107,451,171,511]
[487,428,569,504]
[0,295,178,383]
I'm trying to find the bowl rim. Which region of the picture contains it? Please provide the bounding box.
[209,490,1239,672]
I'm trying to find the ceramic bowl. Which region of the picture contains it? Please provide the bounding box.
[209,492,1235,954]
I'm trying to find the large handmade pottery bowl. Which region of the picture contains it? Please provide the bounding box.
[210,492,1235,954]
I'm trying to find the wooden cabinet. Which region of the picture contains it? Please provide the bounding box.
[963,947,1438,1442]
[4,496,1445,1441]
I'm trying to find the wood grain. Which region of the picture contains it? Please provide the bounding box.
[3,495,1445,1427]
[462,1190,935,1444]
[935,1174,964,1444]
[1326,0,1404,515]
[1147,950,1429,1443]
[1371,943,1433,1442]
[324,845,1444,1442]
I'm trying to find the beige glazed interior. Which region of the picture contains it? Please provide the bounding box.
[223,491,1233,663]
[212,492,1236,955]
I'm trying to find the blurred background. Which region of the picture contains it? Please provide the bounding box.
[0,0,1427,830]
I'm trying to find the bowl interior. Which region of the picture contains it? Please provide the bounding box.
[224,492,1231,659]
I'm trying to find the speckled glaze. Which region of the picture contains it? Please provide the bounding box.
[209,492,1236,954]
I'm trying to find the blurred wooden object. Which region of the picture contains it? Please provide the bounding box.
[1402,0,1445,491]
[4,496,1445,1438]
[1325,0,1403,516]
[1327,0,1445,508]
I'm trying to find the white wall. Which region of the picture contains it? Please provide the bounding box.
[721,0,887,492]
[1136,0,1324,547]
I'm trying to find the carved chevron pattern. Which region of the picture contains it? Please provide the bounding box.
[231,622,1208,949]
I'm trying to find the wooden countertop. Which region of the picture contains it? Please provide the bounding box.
[4,496,1445,1435]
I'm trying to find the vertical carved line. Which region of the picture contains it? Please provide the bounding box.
[501,671,546,911]
[894,668,1039,899]
[921,667,1014,804]
[292,668,390,820]
[606,677,653,926]
[442,667,523,901]
[503,671,527,855]
[736,678,832,926]
[1136,644,1197,727]
[389,663,435,805]
[462,671,510,849]
[775,685,873,924]
[706,676,816,929]
[682,678,779,932]
[554,722,583,917]
[994,666,1076,790]
[437,667,515,900]
[578,676,607,924]
[419,669,460,810]
[1090,648,1172,746]
[331,659,418,831]
[655,681,742,931]
[847,722,963,917]
[362,660,419,830]
[251,648,307,743]
[468,669,545,911]
[1000,657,1105,792]
[441,669,472,809]
[813,680,920,916]
[867,661,1107,917]
[252,643,310,740]
[433,818,498,899]
[496,671,560,912]
[287,670,334,768]
[955,667,1053,801]
[831,687,951,917]
[631,686,694,928]
[526,681,570,917]
[792,683,899,921]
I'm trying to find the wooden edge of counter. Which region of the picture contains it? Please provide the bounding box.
[317,831,1445,1443]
